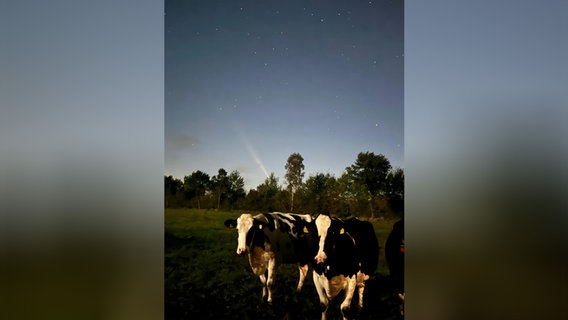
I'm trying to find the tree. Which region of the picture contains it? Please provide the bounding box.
[183,170,210,209]
[304,173,336,213]
[211,168,228,210]
[284,153,305,211]
[348,152,392,218]
[386,167,404,215]
[164,175,183,208]
[337,169,368,217]
[243,189,261,211]
[257,173,280,211]
[226,170,246,210]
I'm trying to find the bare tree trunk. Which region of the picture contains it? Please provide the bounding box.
[368,193,375,219]
[217,188,221,210]
[290,190,294,211]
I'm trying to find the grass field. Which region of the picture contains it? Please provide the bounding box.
[165,208,403,319]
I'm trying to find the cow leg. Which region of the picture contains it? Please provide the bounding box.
[398,292,405,316]
[266,258,277,304]
[356,271,369,311]
[259,273,268,302]
[340,275,357,320]
[313,271,329,320]
[357,282,365,311]
[296,264,309,293]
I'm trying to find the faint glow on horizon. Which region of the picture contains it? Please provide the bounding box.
[233,124,270,179]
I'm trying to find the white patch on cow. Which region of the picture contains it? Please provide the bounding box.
[276,212,297,234]
[313,270,358,320]
[236,213,254,254]
[294,213,313,223]
[315,215,332,263]
[355,271,369,310]
[297,264,309,292]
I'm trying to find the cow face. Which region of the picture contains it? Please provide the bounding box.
[314,215,332,263]
[224,213,266,255]
[314,215,351,264]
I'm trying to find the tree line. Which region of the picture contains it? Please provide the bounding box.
[165,151,403,219]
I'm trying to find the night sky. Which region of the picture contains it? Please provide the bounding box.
[165,0,403,190]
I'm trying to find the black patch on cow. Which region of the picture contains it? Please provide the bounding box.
[385,218,404,293]
[314,218,359,279]
[263,213,277,232]
[267,213,292,234]
[274,218,289,233]
[246,218,269,250]
[254,213,319,266]
[344,218,380,276]
[314,217,380,280]
[291,217,313,237]
[294,220,318,265]
[221,212,319,267]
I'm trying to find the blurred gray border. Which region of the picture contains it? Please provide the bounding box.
[1,1,566,319]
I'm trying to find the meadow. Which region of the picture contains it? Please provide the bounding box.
[165,208,403,319]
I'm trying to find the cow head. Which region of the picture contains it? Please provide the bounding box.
[224,213,266,255]
[314,214,352,264]
[314,215,332,263]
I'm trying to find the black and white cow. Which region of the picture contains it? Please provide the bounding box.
[385,218,404,316]
[224,212,317,304]
[312,214,379,320]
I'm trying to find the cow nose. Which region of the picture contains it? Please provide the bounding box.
[237,247,245,255]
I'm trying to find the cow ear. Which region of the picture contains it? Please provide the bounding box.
[224,219,237,229]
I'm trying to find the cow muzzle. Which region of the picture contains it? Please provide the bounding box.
[315,253,327,264]
[236,247,246,255]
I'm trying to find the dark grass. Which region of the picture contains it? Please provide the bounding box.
[165,209,403,319]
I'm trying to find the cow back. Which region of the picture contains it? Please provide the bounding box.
[344,218,380,276]
[258,212,318,264]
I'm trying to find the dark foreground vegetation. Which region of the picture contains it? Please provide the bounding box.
[165,209,404,320]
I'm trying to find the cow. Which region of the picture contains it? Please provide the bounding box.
[385,218,404,316]
[312,214,379,320]
[224,212,317,304]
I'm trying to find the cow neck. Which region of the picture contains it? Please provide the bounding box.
[344,231,356,247]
